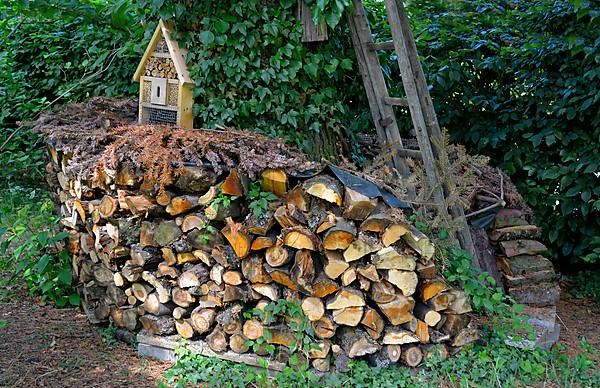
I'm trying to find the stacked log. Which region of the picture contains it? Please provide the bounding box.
[45,136,477,369]
[144,56,178,79]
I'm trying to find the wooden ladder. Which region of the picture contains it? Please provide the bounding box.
[346,0,476,255]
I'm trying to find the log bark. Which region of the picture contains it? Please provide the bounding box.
[241,254,272,283]
[140,314,175,335]
[338,327,380,358]
[291,249,315,294]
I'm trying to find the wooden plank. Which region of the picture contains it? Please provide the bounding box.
[383,97,408,107]
[346,1,412,188]
[367,41,395,51]
[137,331,287,371]
[298,0,328,42]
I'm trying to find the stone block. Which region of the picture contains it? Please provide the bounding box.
[500,240,548,257]
[508,282,560,306]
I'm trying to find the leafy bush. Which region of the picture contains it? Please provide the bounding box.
[138,0,366,160]
[163,337,599,387]
[399,0,600,267]
[0,0,144,306]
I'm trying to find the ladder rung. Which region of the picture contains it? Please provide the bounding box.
[384,97,408,107]
[397,149,422,160]
[367,41,395,51]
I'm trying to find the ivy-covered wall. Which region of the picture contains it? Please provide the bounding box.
[139,0,366,161]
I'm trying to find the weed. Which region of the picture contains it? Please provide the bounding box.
[247,182,278,218]
[0,319,7,329]
[100,325,119,348]
[568,270,600,305]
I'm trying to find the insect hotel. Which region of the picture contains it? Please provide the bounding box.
[133,19,194,128]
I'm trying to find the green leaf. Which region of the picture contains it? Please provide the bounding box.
[68,293,81,306]
[200,30,215,45]
[57,268,72,285]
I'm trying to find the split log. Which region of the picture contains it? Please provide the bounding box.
[251,284,278,301]
[428,292,452,312]
[377,295,415,325]
[221,168,244,196]
[182,214,207,233]
[131,283,152,302]
[386,270,418,296]
[326,288,365,309]
[223,284,252,303]
[403,226,435,261]
[419,279,448,302]
[212,305,241,336]
[311,274,340,298]
[301,297,325,321]
[499,239,547,257]
[264,264,298,291]
[343,187,377,220]
[312,316,336,339]
[374,247,416,271]
[156,190,175,207]
[266,325,296,348]
[415,319,430,343]
[246,208,276,236]
[174,167,217,193]
[205,200,241,221]
[173,306,192,320]
[261,169,287,197]
[142,271,171,303]
[221,217,251,259]
[273,204,305,228]
[360,211,394,233]
[381,223,409,247]
[332,306,364,326]
[241,255,272,283]
[446,290,472,314]
[140,315,175,335]
[441,314,471,336]
[322,218,356,250]
[360,307,385,340]
[285,186,309,212]
[250,235,275,251]
[338,327,380,358]
[125,195,159,216]
[343,235,379,262]
[416,262,437,280]
[312,357,330,372]
[155,221,182,246]
[291,250,315,294]
[223,270,243,286]
[369,280,398,304]
[161,247,178,266]
[340,267,357,287]
[323,250,349,279]
[357,264,380,282]
[209,264,225,285]
[281,227,321,251]
[400,345,422,367]
[382,328,420,345]
[308,340,331,359]
[451,327,479,347]
[178,264,209,288]
[304,176,342,206]
[157,262,180,279]
[190,307,216,334]
[307,201,336,233]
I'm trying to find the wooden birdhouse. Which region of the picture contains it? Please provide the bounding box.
[133,19,194,128]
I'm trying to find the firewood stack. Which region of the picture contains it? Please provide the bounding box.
[44,125,477,370]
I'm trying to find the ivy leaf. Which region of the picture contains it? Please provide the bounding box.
[199,30,215,45]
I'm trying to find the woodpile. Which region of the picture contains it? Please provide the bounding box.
[45,127,477,369]
[144,57,178,79]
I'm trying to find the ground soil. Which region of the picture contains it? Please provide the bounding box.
[0,289,598,387]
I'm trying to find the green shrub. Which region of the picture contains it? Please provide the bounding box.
[399,0,600,267]
[137,0,366,161]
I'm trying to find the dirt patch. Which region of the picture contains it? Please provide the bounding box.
[556,291,600,358]
[0,291,169,387]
